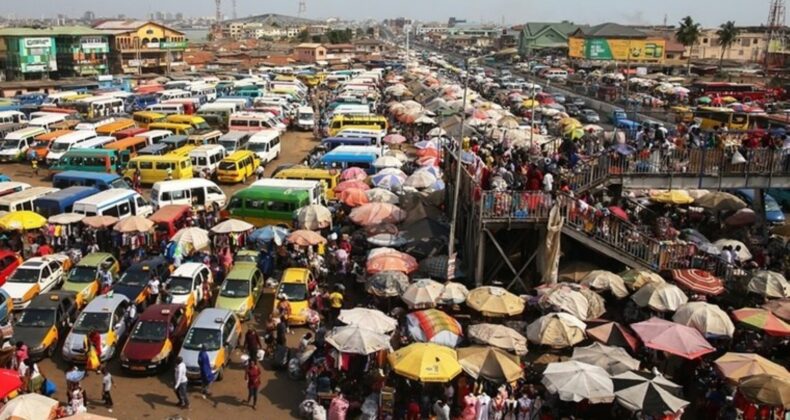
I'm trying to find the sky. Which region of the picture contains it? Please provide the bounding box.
[0,0,772,27]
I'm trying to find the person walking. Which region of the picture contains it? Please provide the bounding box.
[255,164,265,180]
[174,356,189,408]
[197,344,215,398]
[244,360,262,408]
[243,327,263,361]
[147,275,160,306]
[328,286,344,326]
[101,365,113,412]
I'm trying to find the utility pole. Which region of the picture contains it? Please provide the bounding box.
[448,58,471,283]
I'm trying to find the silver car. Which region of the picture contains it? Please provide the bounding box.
[177,308,240,381]
[62,293,131,363]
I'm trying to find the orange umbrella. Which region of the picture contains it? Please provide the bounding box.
[287,229,327,246]
[339,188,370,207]
[367,252,418,274]
[417,156,441,167]
[416,148,442,158]
[336,180,370,193]
[349,203,407,226]
[732,308,790,336]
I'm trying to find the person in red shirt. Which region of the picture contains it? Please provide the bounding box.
[36,242,53,256]
[406,399,421,420]
[245,362,262,408]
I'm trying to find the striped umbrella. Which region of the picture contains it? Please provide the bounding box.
[612,370,689,415]
[671,269,725,295]
[732,308,790,336]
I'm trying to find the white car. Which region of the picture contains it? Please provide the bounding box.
[2,255,69,310]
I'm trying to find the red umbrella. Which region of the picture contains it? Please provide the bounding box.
[732,308,790,336]
[631,317,715,360]
[416,148,442,159]
[607,206,629,221]
[671,269,725,295]
[587,321,640,352]
[339,188,369,207]
[383,134,407,145]
[335,180,370,193]
[341,167,368,181]
[0,369,21,399]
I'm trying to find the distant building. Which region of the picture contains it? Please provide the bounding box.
[307,25,328,36]
[93,20,187,74]
[415,25,449,35]
[293,43,326,63]
[354,39,384,54]
[689,27,769,63]
[286,26,302,38]
[518,22,585,57]
[83,11,96,22]
[568,22,666,63]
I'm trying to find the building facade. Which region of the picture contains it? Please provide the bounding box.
[689,27,768,63]
[568,23,666,64]
[518,22,585,57]
[293,43,326,63]
[94,20,187,75]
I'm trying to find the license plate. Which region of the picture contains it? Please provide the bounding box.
[130,366,146,371]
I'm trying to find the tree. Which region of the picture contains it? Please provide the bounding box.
[676,16,702,76]
[367,27,375,37]
[356,28,365,38]
[716,21,739,72]
[297,29,310,42]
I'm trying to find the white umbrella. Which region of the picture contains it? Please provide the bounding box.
[672,301,735,338]
[47,212,85,224]
[428,127,447,136]
[542,361,615,403]
[468,323,527,355]
[571,342,640,375]
[402,279,444,309]
[326,326,392,355]
[171,227,211,251]
[713,239,753,260]
[439,282,469,305]
[366,188,400,204]
[581,270,629,299]
[373,156,403,169]
[526,312,587,349]
[338,308,397,333]
[384,149,409,163]
[211,218,254,234]
[748,271,790,298]
[631,282,688,312]
[295,204,333,230]
[405,171,438,189]
[539,284,590,321]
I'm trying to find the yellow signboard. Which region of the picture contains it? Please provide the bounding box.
[568,37,666,63]
[568,37,585,58]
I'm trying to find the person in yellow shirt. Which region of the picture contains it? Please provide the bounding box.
[327,287,343,326]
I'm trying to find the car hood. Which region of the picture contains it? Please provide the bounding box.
[179,348,218,371]
[124,340,164,360]
[64,332,87,352]
[215,296,247,310]
[14,326,50,349]
[112,284,145,300]
[2,283,35,299]
[62,281,91,293]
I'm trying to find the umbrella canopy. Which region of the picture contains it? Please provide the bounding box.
[539,284,590,321]
[771,224,790,237]
[695,191,747,212]
[732,308,790,336]
[748,271,790,299]
[211,218,254,234]
[371,173,405,190]
[406,309,463,348]
[47,212,84,225]
[572,342,640,375]
[339,188,370,207]
[326,325,392,355]
[384,149,409,163]
[81,215,118,229]
[611,370,689,415]
[383,134,407,145]
[713,239,752,260]
[587,321,640,352]
[581,270,629,299]
[427,127,447,136]
[387,343,462,382]
[621,269,665,290]
[542,361,615,403]
[373,156,404,169]
[0,368,21,399]
[365,270,409,297]
[402,279,444,309]
[287,229,327,246]
[631,317,715,359]
[366,188,399,204]
[367,252,418,274]
[338,308,397,333]
[340,167,368,181]
[295,204,333,230]
[113,215,153,233]
[458,346,523,383]
[558,261,597,282]
[248,225,289,246]
[725,208,757,227]
[738,374,790,408]
[0,211,46,231]
[350,203,407,226]
[763,299,790,321]
[631,282,688,312]
[0,393,58,420]
[714,353,790,384]
[404,171,438,189]
[438,282,469,305]
[335,180,370,193]
[527,312,587,349]
[672,302,735,338]
[650,190,694,205]
[671,269,725,295]
[171,227,211,251]
[467,323,527,355]
[467,286,525,317]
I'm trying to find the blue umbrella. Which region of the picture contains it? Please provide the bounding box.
[612,144,636,156]
[430,179,446,191]
[371,173,404,189]
[249,225,290,246]
[461,151,476,164]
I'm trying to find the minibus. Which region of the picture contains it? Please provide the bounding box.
[147,122,194,136]
[0,127,46,162]
[228,112,286,133]
[214,98,249,111]
[73,188,152,219]
[50,149,121,174]
[42,91,79,107]
[30,129,73,161]
[189,84,217,102]
[187,130,222,146]
[0,182,30,198]
[132,111,166,129]
[149,205,191,243]
[328,115,388,136]
[28,114,67,131]
[321,136,378,150]
[296,106,315,131]
[0,187,59,212]
[145,103,184,116]
[218,131,251,154]
[53,171,130,190]
[158,89,192,101]
[188,145,226,176]
[46,130,98,165]
[74,117,116,131]
[113,127,147,140]
[150,178,227,211]
[85,97,124,118]
[124,155,194,185]
[0,123,27,140]
[0,111,27,125]
[33,186,100,217]
[162,98,199,115]
[337,128,386,146]
[216,151,260,184]
[78,136,117,149]
[165,115,210,131]
[316,145,382,174]
[104,137,148,163]
[96,119,136,137]
[137,144,170,156]
[247,131,281,165]
[197,103,235,129]
[273,167,340,200]
[228,186,311,227]
[251,179,324,205]
[137,130,173,146]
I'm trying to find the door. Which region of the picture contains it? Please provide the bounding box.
[48,261,63,287]
[39,266,53,292]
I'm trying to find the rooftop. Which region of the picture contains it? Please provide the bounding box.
[574,22,647,39]
[295,43,323,49]
[0,26,107,37]
[93,20,149,30]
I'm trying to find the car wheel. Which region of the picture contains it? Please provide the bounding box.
[216,367,224,381]
[46,341,56,358]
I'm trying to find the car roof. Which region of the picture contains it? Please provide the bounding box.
[171,262,205,278]
[128,257,168,272]
[282,268,310,283]
[193,308,232,328]
[226,263,258,280]
[77,252,113,267]
[138,303,183,322]
[83,293,129,313]
[28,291,76,309]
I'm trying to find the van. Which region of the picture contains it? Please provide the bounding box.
[328,114,388,136]
[217,151,260,184]
[145,103,184,116]
[86,97,124,118]
[33,186,100,217]
[0,182,30,198]
[158,89,192,101]
[0,127,46,162]
[132,111,166,129]
[165,115,210,131]
[73,188,153,219]
[53,171,130,191]
[247,131,281,165]
[0,123,27,141]
[252,179,324,205]
[197,103,235,129]
[30,130,73,161]
[228,111,286,133]
[214,98,249,111]
[150,178,227,211]
[104,137,148,163]
[316,145,382,174]
[113,127,147,140]
[42,91,79,107]
[74,117,116,132]
[336,128,386,146]
[189,145,226,176]
[187,130,221,146]
[162,99,199,115]
[77,136,116,149]
[28,114,67,132]
[149,205,191,243]
[228,186,312,227]
[124,155,194,185]
[137,144,170,156]
[218,131,251,154]
[147,122,194,136]
[137,130,172,146]
[0,187,59,212]
[161,135,190,152]
[50,149,121,174]
[544,69,569,81]
[321,136,378,150]
[95,119,136,136]
[189,84,217,102]
[296,106,315,131]
[0,111,27,125]
[330,104,372,117]
[273,167,340,200]
[46,130,98,165]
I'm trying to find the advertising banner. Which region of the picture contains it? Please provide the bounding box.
[568,37,585,58]
[80,36,109,51]
[584,38,665,62]
[19,37,57,73]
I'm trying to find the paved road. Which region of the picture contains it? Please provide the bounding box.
[9,130,319,419]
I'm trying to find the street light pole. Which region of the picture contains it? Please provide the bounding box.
[447,58,470,275]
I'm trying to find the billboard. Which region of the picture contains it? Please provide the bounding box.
[80,36,109,52]
[18,37,57,73]
[568,37,584,58]
[569,38,666,62]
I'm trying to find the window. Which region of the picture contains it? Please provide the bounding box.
[702,38,708,44]
[41,266,51,280]
[139,161,153,170]
[753,39,758,44]
[267,201,293,212]
[103,204,120,218]
[48,261,60,273]
[741,38,751,47]
[207,186,222,195]
[180,161,188,169]
[136,197,147,209]
[156,162,174,170]
[245,199,264,209]
[223,317,235,343]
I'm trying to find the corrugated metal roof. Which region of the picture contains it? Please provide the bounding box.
[93,20,149,30]
[0,26,107,37]
[576,23,647,39]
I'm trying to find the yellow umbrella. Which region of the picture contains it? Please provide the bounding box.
[722,96,738,103]
[387,343,462,382]
[650,190,694,205]
[739,374,790,408]
[715,353,790,384]
[621,269,666,290]
[457,346,523,383]
[0,211,47,231]
[466,286,525,317]
[522,99,539,109]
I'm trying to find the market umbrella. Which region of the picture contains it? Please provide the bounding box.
[438,282,469,305]
[679,229,720,255]
[732,308,790,336]
[113,215,154,233]
[383,134,407,145]
[335,180,370,193]
[572,342,640,375]
[417,156,440,167]
[286,229,327,246]
[763,299,790,321]
[725,208,757,227]
[340,167,368,181]
[406,309,463,348]
[211,218,254,234]
[650,190,694,205]
[339,188,370,207]
[248,225,289,246]
[365,188,400,204]
[748,271,790,298]
[671,269,725,295]
[371,173,404,190]
[581,270,629,299]
[608,206,629,221]
[539,284,590,321]
[326,325,392,355]
[81,215,118,229]
[384,149,409,163]
[402,279,444,309]
[467,323,527,355]
[338,308,397,333]
[0,393,58,420]
[427,127,447,136]
[418,255,462,281]
[365,270,409,297]
[738,374,790,408]
[714,353,790,384]
[376,167,408,179]
[621,269,665,290]
[630,317,715,359]
[0,211,46,231]
[577,287,607,320]
[527,312,587,349]
[404,171,438,189]
[458,346,523,383]
[467,286,525,317]
[672,302,735,338]
[373,156,403,169]
[415,140,439,150]
[542,361,614,403]
[295,204,333,230]
[350,203,407,226]
[611,370,689,415]
[170,227,211,251]
[367,252,418,274]
[695,192,747,212]
[0,368,21,399]
[713,239,752,260]
[387,343,462,383]
[558,261,597,282]
[47,212,84,225]
[631,282,688,312]
[587,321,640,352]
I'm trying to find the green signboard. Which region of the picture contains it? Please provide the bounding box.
[18,37,57,73]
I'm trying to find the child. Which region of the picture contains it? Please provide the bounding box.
[101,365,113,411]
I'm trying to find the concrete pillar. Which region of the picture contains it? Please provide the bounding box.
[475,228,485,286]
[536,226,547,279]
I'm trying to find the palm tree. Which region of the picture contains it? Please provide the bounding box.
[676,16,702,75]
[716,21,740,72]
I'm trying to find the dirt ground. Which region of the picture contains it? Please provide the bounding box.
[9,130,320,419]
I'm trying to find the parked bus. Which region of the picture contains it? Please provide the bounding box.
[46,131,98,165]
[33,186,99,217]
[227,186,312,227]
[53,171,130,190]
[695,106,750,131]
[0,187,59,212]
[104,137,148,164]
[150,178,227,211]
[273,167,340,200]
[327,114,388,136]
[0,127,46,162]
[96,119,136,136]
[123,155,194,185]
[228,112,286,133]
[50,149,122,174]
[72,188,153,219]
[690,82,777,103]
[132,111,166,129]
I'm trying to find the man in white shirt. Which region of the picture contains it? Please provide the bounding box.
[174,356,189,408]
[542,171,554,193]
[147,276,160,305]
